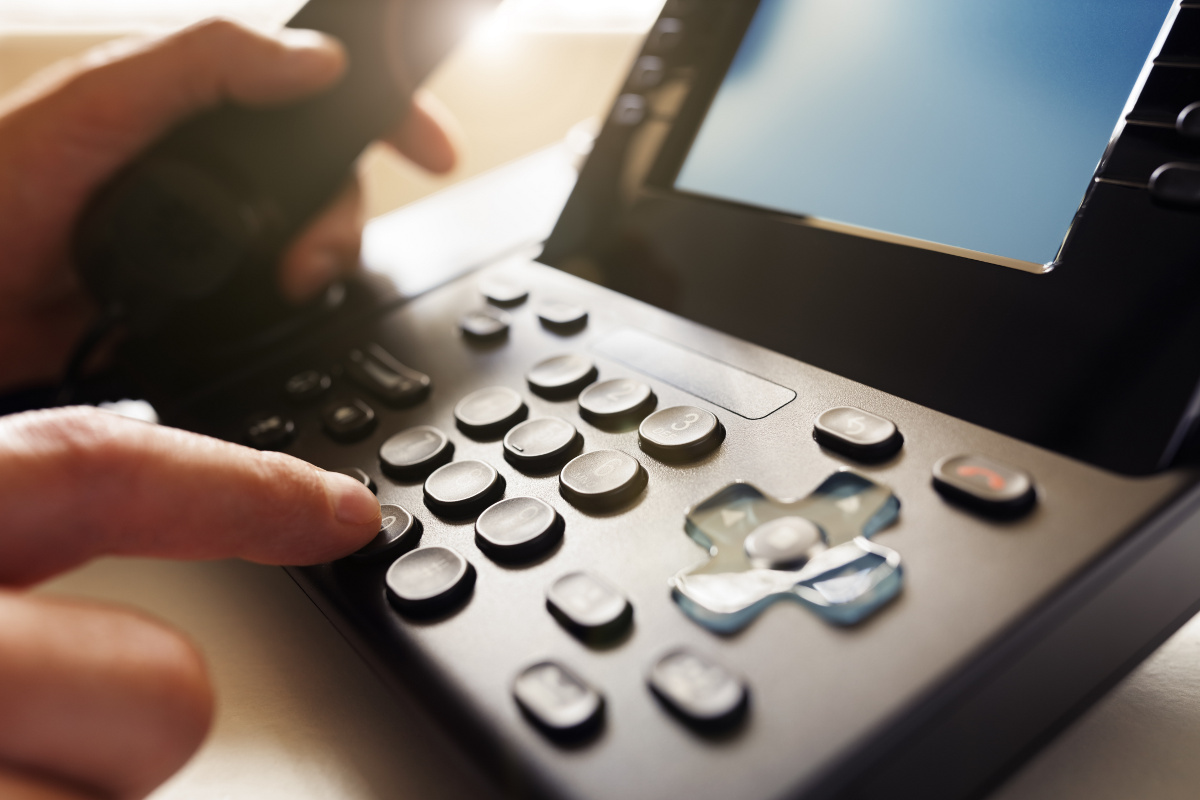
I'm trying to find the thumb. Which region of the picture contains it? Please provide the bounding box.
[0,407,380,587]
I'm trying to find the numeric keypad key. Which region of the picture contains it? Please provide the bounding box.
[379,426,454,481]
[559,450,647,512]
[638,406,724,463]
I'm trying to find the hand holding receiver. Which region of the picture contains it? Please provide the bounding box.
[72,0,490,350]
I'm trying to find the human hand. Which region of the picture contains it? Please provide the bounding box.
[0,18,457,392]
[0,406,382,799]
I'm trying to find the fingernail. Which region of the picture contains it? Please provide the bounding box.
[320,471,380,527]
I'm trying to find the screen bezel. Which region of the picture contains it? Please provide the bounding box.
[543,0,1200,474]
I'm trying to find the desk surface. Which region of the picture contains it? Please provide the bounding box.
[38,557,1200,800]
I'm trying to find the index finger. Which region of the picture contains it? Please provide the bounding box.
[0,407,380,587]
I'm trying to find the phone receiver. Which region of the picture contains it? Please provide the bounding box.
[73,0,494,349]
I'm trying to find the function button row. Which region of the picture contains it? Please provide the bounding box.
[638,405,724,463]
[547,572,632,645]
[347,343,431,408]
[455,386,528,439]
[460,308,510,341]
[933,454,1036,518]
[322,398,377,443]
[559,450,647,512]
[386,546,474,615]
[514,648,745,742]
[379,425,454,481]
[335,467,376,494]
[245,412,295,451]
[578,378,657,430]
[503,417,582,473]
[527,354,598,400]
[814,406,902,462]
[284,369,331,404]
[475,496,563,562]
[424,459,506,520]
[352,504,420,560]
[513,661,604,738]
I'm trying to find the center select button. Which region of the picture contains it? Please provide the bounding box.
[593,329,795,420]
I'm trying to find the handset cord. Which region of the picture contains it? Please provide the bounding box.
[56,305,124,406]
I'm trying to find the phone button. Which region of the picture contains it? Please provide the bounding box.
[513,661,603,738]
[933,454,1036,518]
[321,398,377,443]
[648,649,747,730]
[559,450,647,511]
[814,407,902,461]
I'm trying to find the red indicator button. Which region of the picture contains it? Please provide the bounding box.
[933,454,1035,518]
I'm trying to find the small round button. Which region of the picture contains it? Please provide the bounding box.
[245,412,295,450]
[322,398,377,443]
[386,546,475,614]
[475,497,563,562]
[527,355,598,400]
[353,504,420,559]
[335,467,376,494]
[460,308,510,341]
[743,516,822,569]
[537,302,588,333]
[933,454,1036,518]
[503,417,582,473]
[284,370,331,404]
[559,450,647,512]
[379,425,454,481]
[547,572,633,645]
[578,379,657,430]
[513,661,603,738]
[479,277,528,307]
[454,386,528,439]
[424,460,506,519]
[648,649,747,730]
[638,406,724,463]
[814,407,902,461]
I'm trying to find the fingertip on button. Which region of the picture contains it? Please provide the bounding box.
[320,469,382,528]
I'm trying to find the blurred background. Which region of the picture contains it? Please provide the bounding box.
[0,0,662,216]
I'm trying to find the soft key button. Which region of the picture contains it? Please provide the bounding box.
[244,412,295,450]
[672,473,903,632]
[648,649,747,730]
[537,302,588,333]
[547,572,633,645]
[321,398,376,443]
[513,661,603,739]
[346,343,430,407]
[933,454,1036,518]
[814,407,902,461]
[283,369,331,404]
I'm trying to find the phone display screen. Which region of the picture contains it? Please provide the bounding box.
[674,0,1173,271]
